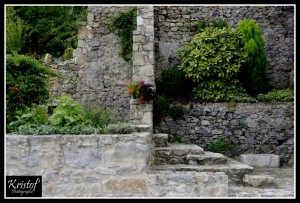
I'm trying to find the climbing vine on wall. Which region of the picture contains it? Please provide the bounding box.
[110,8,137,61]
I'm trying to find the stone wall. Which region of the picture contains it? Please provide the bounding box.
[49,6,136,119]
[130,6,155,126]
[5,133,228,197]
[154,6,294,89]
[155,102,294,165]
[6,133,153,197]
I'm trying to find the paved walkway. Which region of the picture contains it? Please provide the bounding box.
[228,167,295,198]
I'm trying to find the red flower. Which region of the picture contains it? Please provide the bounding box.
[139,80,144,87]
[15,95,21,100]
[11,85,18,92]
[141,96,145,100]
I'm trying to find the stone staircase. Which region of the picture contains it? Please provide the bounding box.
[152,133,254,183]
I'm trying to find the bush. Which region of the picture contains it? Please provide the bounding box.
[237,18,269,96]
[196,19,228,32]
[168,104,184,119]
[14,6,87,57]
[156,66,194,97]
[207,138,236,153]
[7,107,48,133]
[63,47,74,60]
[177,26,247,102]
[257,88,294,102]
[6,6,24,53]
[6,53,59,123]
[82,104,127,128]
[49,95,90,127]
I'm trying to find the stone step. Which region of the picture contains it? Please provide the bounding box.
[154,143,205,165]
[131,125,152,132]
[242,174,276,188]
[152,158,254,183]
[186,152,227,165]
[153,133,168,147]
[238,154,280,168]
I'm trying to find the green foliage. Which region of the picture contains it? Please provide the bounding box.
[6,6,24,53]
[7,107,48,133]
[177,27,247,101]
[49,95,89,127]
[207,138,236,153]
[257,88,294,102]
[6,53,59,123]
[237,18,269,95]
[14,6,87,56]
[153,95,169,125]
[196,19,228,32]
[168,104,184,119]
[63,47,74,60]
[82,104,126,128]
[156,66,194,97]
[6,94,133,135]
[212,20,228,29]
[105,123,134,134]
[110,8,137,61]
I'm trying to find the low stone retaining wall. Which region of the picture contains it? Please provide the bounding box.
[155,102,294,165]
[5,133,228,197]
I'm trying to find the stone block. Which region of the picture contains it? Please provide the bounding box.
[103,177,148,194]
[243,174,276,187]
[238,154,280,168]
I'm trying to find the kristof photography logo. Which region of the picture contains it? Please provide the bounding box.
[6,176,42,197]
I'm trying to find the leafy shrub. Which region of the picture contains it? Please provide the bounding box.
[7,107,48,133]
[83,104,126,128]
[63,47,74,60]
[237,18,269,96]
[14,6,87,57]
[196,19,228,32]
[177,26,247,102]
[6,6,24,53]
[212,20,228,29]
[105,123,133,134]
[156,66,194,97]
[168,104,184,119]
[257,88,294,102]
[6,53,59,123]
[110,8,137,61]
[207,138,236,153]
[49,95,90,127]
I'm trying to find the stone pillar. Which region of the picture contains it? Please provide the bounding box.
[130,6,155,127]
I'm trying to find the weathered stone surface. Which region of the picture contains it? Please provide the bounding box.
[243,174,276,187]
[155,6,294,89]
[187,152,227,165]
[153,133,168,147]
[147,171,228,197]
[103,177,148,194]
[155,103,294,165]
[239,154,280,168]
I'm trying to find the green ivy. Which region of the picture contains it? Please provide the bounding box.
[110,8,137,61]
[177,26,247,102]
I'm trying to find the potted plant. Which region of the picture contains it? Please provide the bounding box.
[125,80,155,104]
